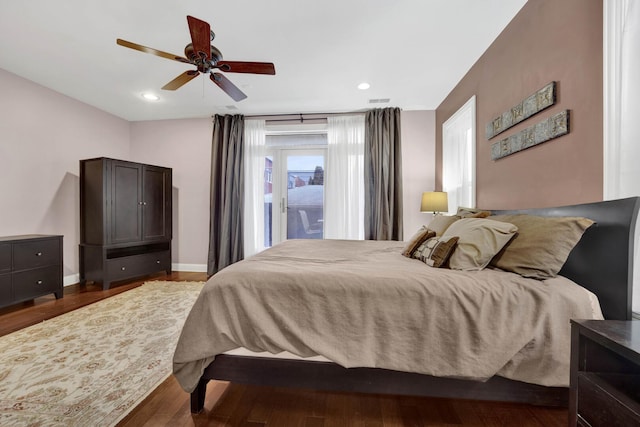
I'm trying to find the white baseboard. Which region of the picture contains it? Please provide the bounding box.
[64,274,80,287]
[171,263,207,272]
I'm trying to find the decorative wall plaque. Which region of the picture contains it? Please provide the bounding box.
[486,81,556,140]
[490,110,570,160]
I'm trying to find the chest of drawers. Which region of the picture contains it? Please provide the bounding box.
[0,235,63,308]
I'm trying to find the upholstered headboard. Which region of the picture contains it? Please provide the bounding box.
[489,197,640,320]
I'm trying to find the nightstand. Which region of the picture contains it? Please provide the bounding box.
[570,319,640,426]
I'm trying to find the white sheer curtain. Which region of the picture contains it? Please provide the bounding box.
[325,115,365,240]
[442,96,476,213]
[604,0,640,314]
[243,119,266,257]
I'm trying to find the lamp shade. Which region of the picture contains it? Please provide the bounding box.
[420,191,448,214]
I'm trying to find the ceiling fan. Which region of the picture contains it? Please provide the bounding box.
[116,15,276,101]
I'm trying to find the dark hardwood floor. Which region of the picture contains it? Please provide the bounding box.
[0,272,569,427]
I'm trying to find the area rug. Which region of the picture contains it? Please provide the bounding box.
[0,280,204,427]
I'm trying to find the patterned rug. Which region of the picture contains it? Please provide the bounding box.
[0,280,204,427]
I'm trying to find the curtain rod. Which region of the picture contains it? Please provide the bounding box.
[246,111,366,122]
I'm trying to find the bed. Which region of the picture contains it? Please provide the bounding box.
[174,197,640,413]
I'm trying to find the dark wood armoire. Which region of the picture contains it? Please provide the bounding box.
[79,157,172,290]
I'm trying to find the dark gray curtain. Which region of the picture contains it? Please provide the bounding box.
[207,114,245,276]
[364,107,403,240]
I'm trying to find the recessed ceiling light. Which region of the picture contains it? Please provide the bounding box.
[357,82,370,90]
[142,93,159,101]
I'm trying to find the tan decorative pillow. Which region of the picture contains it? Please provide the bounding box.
[489,214,595,279]
[427,215,459,236]
[414,236,459,268]
[442,218,518,270]
[401,226,436,257]
[456,207,492,218]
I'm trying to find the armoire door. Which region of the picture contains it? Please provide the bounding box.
[109,160,142,244]
[142,165,172,241]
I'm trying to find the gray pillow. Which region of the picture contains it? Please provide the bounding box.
[428,215,459,236]
[489,214,594,279]
[442,218,518,270]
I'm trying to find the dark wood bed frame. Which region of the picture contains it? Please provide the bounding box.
[190,197,640,413]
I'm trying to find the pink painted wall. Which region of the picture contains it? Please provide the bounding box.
[401,110,436,235]
[435,0,603,209]
[129,119,212,270]
[0,68,131,282]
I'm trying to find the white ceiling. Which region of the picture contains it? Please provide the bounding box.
[0,0,527,122]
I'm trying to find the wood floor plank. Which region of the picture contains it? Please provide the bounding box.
[529,406,567,427]
[379,395,411,427]
[304,416,325,427]
[263,387,306,427]
[228,384,264,426]
[246,385,276,423]
[359,393,384,427]
[0,272,570,426]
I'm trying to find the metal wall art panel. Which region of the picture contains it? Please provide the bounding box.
[486,81,556,140]
[490,110,570,161]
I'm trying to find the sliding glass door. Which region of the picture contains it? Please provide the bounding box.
[264,149,326,247]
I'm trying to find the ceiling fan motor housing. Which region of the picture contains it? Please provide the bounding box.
[184,43,223,71]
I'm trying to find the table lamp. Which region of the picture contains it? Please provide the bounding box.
[420,191,448,215]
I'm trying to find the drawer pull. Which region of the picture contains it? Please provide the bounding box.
[36,280,43,285]
[156,260,160,264]
[121,267,126,271]
[36,252,42,257]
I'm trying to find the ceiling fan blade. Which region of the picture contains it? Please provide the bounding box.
[187,16,212,61]
[217,61,276,75]
[210,73,247,101]
[162,70,200,90]
[116,39,190,64]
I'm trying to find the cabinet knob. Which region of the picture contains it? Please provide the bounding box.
[36,252,42,256]
[139,201,143,205]
[156,260,160,264]
[36,280,43,285]
[121,267,126,271]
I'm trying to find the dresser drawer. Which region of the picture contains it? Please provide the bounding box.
[148,250,171,271]
[577,372,640,426]
[12,266,61,301]
[13,239,60,270]
[106,250,170,282]
[0,243,10,272]
[0,274,11,302]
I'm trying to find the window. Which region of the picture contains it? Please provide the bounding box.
[442,95,476,213]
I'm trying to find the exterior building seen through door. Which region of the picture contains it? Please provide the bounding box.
[286,153,324,240]
[263,151,325,247]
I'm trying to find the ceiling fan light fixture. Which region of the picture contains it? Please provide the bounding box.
[142,93,160,101]
[357,82,371,90]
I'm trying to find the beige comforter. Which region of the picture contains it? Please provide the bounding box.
[173,239,602,393]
